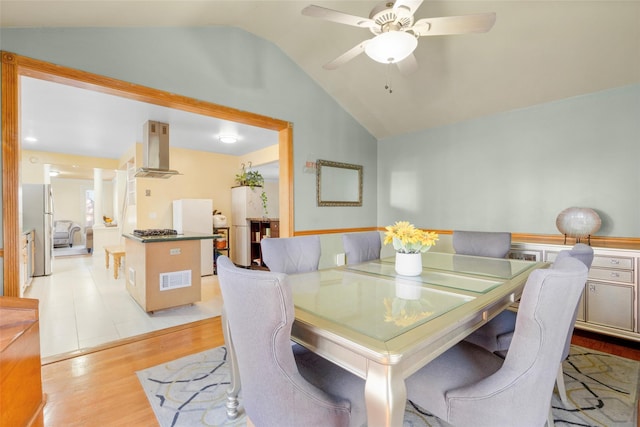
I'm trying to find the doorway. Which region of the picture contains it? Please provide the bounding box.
[2,51,294,298]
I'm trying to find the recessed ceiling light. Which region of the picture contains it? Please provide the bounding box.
[219,135,237,144]
[24,136,38,143]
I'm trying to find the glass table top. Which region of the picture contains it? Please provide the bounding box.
[291,269,475,342]
[291,253,540,344]
[345,252,534,292]
[346,260,503,293]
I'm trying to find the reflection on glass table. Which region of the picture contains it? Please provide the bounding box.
[290,270,474,341]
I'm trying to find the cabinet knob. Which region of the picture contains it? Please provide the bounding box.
[610,272,620,278]
[610,259,620,265]
[588,284,596,293]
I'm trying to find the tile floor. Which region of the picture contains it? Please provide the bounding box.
[24,254,222,359]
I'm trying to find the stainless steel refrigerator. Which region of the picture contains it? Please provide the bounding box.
[23,184,54,276]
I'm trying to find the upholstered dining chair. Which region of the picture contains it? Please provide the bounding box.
[405,256,588,427]
[452,230,512,258]
[342,231,381,265]
[466,243,594,407]
[261,235,321,274]
[217,256,367,427]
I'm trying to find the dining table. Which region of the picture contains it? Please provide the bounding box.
[223,251,546,427]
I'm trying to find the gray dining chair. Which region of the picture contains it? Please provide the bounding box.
[217,256,367,427]
[342,231,381,265]
[452,230,512,258]
[261,235,321,274]
[405,256,588,427]
[466,244,593,351]
[467,243,594,407]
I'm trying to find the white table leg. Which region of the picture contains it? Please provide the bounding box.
[222,309,241,419]
[364,361,407,427]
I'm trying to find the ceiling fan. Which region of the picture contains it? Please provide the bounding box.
[302,0,496,74]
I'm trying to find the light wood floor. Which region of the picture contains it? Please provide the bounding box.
[41,317,640,426]
[41,317,224,426]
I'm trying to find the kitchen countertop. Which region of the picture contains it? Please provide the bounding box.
[123,232,217,243]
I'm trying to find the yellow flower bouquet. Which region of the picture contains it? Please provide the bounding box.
[383,221,439,254]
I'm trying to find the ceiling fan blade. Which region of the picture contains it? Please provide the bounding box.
[396,53,418,75]
[323,40,369,70]
[393,0,424,16]
[302,5,375,29]
[412,12,496,36]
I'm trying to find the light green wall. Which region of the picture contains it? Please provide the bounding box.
[2,27,640,294]
[0,26,378,294]
[0,26,379,233]
[377,84,640,237]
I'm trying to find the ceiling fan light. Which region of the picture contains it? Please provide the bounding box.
[364,31,417,64]
[219,135,237,144]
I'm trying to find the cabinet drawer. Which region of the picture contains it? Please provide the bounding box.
[546,252,634,271]
[591,255,634,270]
[585,281,634,331]
[588,267,634,284]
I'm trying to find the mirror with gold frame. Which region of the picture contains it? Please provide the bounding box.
[316,159,363,207]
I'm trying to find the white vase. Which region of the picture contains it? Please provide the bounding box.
[395,252,422,276]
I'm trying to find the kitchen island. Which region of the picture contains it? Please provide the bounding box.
[124,232,215,313]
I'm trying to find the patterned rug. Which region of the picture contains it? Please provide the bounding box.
[137,345,639,427]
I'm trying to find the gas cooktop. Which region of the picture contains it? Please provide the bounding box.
[132,229,178,237]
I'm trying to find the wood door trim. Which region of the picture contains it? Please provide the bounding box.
[1,51,294,296]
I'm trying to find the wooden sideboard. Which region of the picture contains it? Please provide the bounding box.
[0,297,45,426]
[510,242,640,342]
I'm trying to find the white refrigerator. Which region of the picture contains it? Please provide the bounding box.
[172,199,214,276]
[231,187,262,267]
[22,184,54,276]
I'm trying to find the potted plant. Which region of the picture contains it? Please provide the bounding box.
[235,162,268,216]
[384,221,438,276]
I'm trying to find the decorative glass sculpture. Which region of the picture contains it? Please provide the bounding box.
[556,207,601,244]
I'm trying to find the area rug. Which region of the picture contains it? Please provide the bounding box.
[137,345,639,427]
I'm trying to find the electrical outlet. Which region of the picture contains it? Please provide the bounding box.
[336,253,346,266]
[170,248,181,255]
[145,189,151,196]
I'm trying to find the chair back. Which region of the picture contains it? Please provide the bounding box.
[261,235,321,274]
[342,231,381,265]
[452,230,512,258]
[556,243,594,269]
[455,257,587,426]
[216,256,351,426]
[555,243,594,361]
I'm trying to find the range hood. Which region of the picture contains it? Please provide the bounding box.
[134,121,181,178]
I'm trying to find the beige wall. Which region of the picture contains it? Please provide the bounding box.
[21,150,119,183]
[133,145,275,230]
[50,178,114,245]
[238,144,278,167]
[24,146,279,233]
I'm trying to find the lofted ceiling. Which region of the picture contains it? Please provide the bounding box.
[2,0,639,152]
